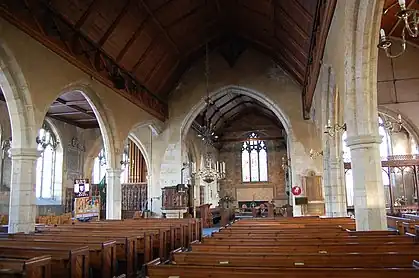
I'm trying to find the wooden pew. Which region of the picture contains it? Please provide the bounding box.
[27,231,137,278]
[173,251,419,268]
[0,256,51,278]
[0,245,89,278]
[39,225,160,261]
[1,236,116,278]
[191,241,419,253]
[145,264,419,278]
[147,218,419,277]
[203,236,414,245]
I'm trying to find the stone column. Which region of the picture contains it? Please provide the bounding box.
[323,137,347,217]
[8,148,39,234]
[346,135,386,230]
[106,169,122,220]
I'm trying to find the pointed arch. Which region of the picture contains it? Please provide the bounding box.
[0,39,37,149]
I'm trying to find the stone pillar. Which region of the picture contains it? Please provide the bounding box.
[346,135,386,230]
[106,169,122,220]
[323,137,347,217]
[8,148,39,234]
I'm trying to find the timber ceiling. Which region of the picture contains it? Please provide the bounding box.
[381,0,419,47]
[0,0,336,121]
[0,88,99,128]
[192,90,283,137]
[47,91,99,129]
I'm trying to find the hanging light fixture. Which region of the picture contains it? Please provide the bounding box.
[378,0,419,58]
[193,43,225,183]
[36,122,58,151]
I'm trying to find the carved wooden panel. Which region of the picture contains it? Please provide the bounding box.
[121,183,148,211]
[162,186,189,209]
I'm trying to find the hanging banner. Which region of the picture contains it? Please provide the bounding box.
[74,196,101,218]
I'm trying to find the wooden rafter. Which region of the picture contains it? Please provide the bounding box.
[116,16,149,62]
[138,0,180,55]
[98,0,132,47]
[74,0,98,30]
[53,98,96,118]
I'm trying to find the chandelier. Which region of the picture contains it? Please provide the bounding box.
[194,152,226,183]
[191,42,226,183]
[378,0,419,58]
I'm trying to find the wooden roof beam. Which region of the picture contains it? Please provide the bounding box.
[55,98,96,119]
[116,16,149,62]
[98,0,132,47]
[74,0,98,30]
[138,0,180,55]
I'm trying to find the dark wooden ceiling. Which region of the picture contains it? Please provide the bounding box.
[192,90,283,137]
[47,91,99,129]
[381,0,419,46]
[0,88,99,128]
[0,0,336,120]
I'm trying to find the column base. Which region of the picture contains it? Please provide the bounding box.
[355,207,387,231]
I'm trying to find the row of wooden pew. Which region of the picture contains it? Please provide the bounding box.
[0,218,201,278]
[145,217,419,277]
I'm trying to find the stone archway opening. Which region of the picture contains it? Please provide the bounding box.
[0,39,38,233]
[180,85,294,216]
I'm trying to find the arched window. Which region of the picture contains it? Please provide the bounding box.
[36,121,61,200]
[92,148,107,184]
[241,132,268,182]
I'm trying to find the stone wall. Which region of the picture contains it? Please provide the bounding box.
[218,113,288,208]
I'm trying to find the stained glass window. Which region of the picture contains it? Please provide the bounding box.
[241,133,268,182]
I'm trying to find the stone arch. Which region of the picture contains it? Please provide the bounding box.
[0,39,37,149]
[51,82,120,170]
[378,107,419,143]
[128,133,151,173]
[180,85,296,183]
[343,0,385,136]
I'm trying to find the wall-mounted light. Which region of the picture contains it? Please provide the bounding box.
[281,155,289,171]
[309,149,323,159]
[324,119,347,137]
[380,114,403,133]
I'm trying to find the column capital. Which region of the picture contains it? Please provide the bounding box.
[345,135,382,149]
[106,168,122,177]
[9,147,40,160]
